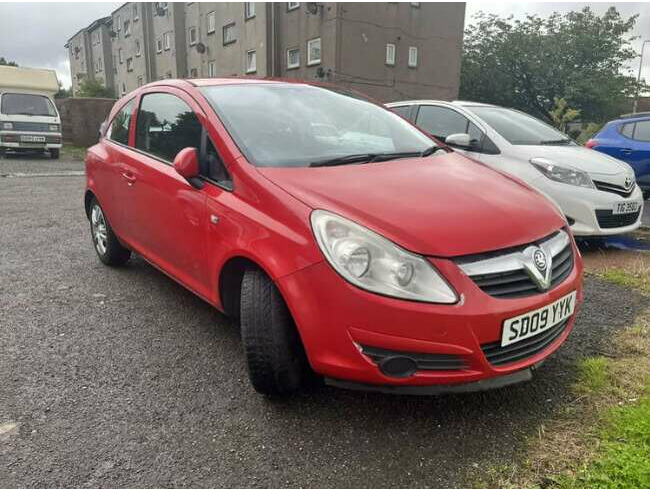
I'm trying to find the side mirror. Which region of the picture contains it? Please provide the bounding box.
[173,147,203,189]
[445,133,475,149]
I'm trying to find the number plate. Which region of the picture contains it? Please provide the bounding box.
[20,135,46,143]
[501,291,576,347]
[613,201,640,215]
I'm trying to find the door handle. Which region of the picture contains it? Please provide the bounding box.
[122,172,136,186]
[621,148,634,155]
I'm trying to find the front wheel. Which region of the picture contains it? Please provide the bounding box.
[89,198,131,266]
[239,268,312,396]
[50,149,60,159]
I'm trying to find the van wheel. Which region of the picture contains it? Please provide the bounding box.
[50,149,60,159]
[240,268,311,396]
[89,198,131,266]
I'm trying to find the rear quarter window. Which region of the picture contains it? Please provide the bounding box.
[619,122,635,139]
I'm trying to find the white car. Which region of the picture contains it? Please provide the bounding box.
[386,100,644,237]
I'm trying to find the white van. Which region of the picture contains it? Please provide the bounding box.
[0,66,63,159]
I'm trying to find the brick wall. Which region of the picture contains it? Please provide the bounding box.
[56,97,115,148]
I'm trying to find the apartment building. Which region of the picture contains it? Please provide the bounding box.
[67,2,465,102]
[65,17,113,95]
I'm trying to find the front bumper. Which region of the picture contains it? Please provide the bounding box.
[533,178,644,236]
[0,131,62,150]
[277,240,584,390]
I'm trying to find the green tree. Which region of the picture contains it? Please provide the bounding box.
[77,77,115,98]
[0,57,18,66]
[548,97,581,132]
[460,7,646,123]
[54,81,72,99]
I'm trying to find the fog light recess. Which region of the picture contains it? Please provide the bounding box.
[379,356,418,378]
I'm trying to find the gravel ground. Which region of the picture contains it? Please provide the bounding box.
[1,156,648,488]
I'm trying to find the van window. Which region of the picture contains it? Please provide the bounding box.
[107,99,134,145]
[135,93,202,163]
[1,93,57,117]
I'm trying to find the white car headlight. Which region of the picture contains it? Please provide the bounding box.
[310,210,458,303]
[49,124,59,131]
[2,122,13,130]
[530,158,594,189]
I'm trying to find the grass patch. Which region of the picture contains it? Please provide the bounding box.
[574,356,612,394]
[61,145,87,160]
[561,388,650,488]
[598,267,650,296]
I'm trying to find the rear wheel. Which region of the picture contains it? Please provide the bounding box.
[239,268,312,396]
[89,198,131,266]
[50,149,60,159]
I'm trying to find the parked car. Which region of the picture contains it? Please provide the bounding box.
[387,101,644,237]
[85,79,583,396]
[586,113,650,199]
[0,65,63,159]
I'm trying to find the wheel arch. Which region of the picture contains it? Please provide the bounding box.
[218,255,268,319]
[84,189,96,220]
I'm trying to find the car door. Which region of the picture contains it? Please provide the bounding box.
[101,97,136,238]
[126,88,211,296]
[623,120,650,189]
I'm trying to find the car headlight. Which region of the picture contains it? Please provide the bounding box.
[530,158,593,188]
[310,210,458,303]
[49,124,59,131]
[2,122,13,130]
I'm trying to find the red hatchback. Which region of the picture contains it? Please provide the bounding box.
[85,79,583,396]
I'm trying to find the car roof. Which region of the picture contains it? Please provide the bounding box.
[609,112,650,125]
[385,99,499,108]
[139,77,324,91]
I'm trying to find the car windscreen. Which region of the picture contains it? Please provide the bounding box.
[199,84,433,167]
[467,106,571,145]
[1,93,57,117]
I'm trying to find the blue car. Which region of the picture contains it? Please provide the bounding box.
[587,113,650,198]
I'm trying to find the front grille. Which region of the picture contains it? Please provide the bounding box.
[8,122,56,132]
[360,345,467,371]
[457,230,574,299]
[481,318,570,366]
[596,209,641,229]
[593,180,634,198]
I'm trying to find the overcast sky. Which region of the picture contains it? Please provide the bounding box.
[0,1,649,89]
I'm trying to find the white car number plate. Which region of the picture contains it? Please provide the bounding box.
[501,291,576,347]
[613,201,640,215]
[21,135,46,143]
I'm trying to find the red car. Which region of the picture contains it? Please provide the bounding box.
[85,79,583,396]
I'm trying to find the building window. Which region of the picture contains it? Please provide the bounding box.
[385,43,396,66]
[123,20,130,37]
[190,67,198,78]
[208,61,216,77]
[113,55,117,73]
[165,71,172,79]
[287,48,300,69]
[410,2,420,6]
[98,57,102,72]
[189,26,197,46]
[163,32,171,50]
[126,58,133,72]
[116,15,122,31]
[207,12,216,34]
[408,46,418,67]
[135,39,141,57]
[223,23,236,45]
[137,75,143,87]
[245,2,255,19]
[121,82,126,96]
[94,60,99,73]
[246,50,257,74]
[287,2,299,11]
[307,37,321,66]
[156,39,163,53]
[133,3,139,21]
[118,48,124,63]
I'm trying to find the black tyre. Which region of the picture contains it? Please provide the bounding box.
[89,198,131,266]
[50,149,60,159]
[240,268,311,395]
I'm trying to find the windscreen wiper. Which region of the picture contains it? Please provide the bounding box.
[309,153,377,167]
[540,139,573,145]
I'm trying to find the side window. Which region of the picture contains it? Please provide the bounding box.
[415,105,469,140]
[135,92,202,162]
[107,99,134,145]
[632,120,650,142]
[390,105,412,120]
[619,122,635,139]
